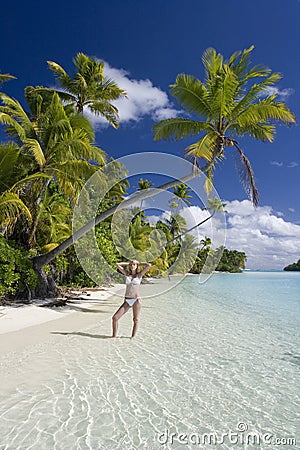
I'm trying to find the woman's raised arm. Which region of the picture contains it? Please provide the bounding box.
[116,262,128,275]
[138,262,151,277]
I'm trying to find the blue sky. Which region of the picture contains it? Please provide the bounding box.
[1,0,300,269]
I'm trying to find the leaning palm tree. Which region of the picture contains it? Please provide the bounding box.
[45,53,126,128]
[27,47,296,297]
[154,45,296,206]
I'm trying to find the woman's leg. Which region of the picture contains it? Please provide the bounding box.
[112,301,130,337]
[131,299,142,338]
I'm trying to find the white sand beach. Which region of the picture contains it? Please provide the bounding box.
[0,277,180,392]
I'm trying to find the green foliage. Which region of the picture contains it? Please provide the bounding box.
[191,247,247,273]
[0,235,37,297]
[283,259,300,271]
[154,45,296,206]
[46,53,126,127]
[216,248,247,273]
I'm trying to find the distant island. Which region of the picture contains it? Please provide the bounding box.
[283,259,300,271]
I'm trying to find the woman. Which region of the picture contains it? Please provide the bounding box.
[112,260,151,338]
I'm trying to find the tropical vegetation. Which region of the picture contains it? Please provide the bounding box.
[153,45,296,206]
[0,47,296,300]
[283,259,300,271]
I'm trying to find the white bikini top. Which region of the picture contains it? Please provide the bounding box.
[126,275,141,285]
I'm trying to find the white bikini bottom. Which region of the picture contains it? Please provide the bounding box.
[125,298,141,307]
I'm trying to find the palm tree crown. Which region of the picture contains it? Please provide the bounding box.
[153,46,296,206]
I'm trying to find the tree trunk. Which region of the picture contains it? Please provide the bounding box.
[32,261,59,298]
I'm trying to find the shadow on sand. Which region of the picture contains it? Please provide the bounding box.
[51,331,130,339]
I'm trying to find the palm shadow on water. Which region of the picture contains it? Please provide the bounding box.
[51,331,130,339]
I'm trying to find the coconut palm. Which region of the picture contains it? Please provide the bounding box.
[162,197,226,248]
[0,91,106,246]
[200,236,212,250]
[136,177,154,211]
[172,183,192,209]
[44,53,126,127]
[154,46,296,206]
[0,142,49,235]
[30,47,296,296]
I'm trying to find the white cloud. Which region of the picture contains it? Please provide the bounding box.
[288,208,295,213]
[270,160,299,168]
[85,61,180,127]
[263,86,294,100]
[224,200,300,270]
[141,199,300,270]
[271,161,283,167]
[166,200,300,270]
[287,162,299,168]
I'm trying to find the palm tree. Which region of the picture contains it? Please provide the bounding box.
[137,177,154,211]
[44,53,126,127]
[200,236,212,250]
[172,183,192,210]
[0,90,105,246]
[0,142,48,235]
[161,197,226,248]
[164,212,187,238]
[28,47,296,296]
[154,46,296,206]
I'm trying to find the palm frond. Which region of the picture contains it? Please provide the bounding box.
[11,172,51,191]
[233,143,259,207]
[47,61,72,89]
[237,98,296,126]
[0,73,16,85]
[202,48,223,79]
[0,142,20,192]
[0,192,31,227]
[244,64,272,80]
[153,118,213,141]
[0,94,33,135]
[0,112,27,140]
[228,45,255,82]
[229,122,275,142]
[229,72,282,119]
[69,114,95,141]
[22,138,46,167]
[184,132,217,161]
[206,65,240,121]
[170,74,212,117]
[94,78,126,101]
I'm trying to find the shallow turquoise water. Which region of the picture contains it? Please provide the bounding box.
[0,272,299,449]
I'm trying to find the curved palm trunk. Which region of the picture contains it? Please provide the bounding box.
[31,156,221,297]
[159,212,214,249]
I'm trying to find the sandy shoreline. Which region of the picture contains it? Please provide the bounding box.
[0,284,124,335]
[0,276,183,393]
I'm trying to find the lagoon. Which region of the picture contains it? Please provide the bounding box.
[0,272,299,449]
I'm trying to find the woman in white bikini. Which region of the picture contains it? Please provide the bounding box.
[112,260,151,338]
